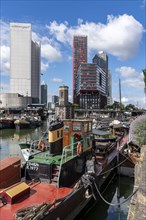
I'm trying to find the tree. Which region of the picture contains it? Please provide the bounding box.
[125,104,137,110]
[142,69,146,107]
[130,115,146,146]
[143,69,146,87]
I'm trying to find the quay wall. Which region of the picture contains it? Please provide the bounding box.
[127,146,146,220]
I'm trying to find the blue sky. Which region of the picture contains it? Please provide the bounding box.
[1,0,146,107]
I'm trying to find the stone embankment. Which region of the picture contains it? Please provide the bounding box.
[127,146,146,220]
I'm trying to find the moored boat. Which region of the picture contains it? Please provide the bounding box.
[14,115,42,130]
[0,118,129,220]
[0,117,15,129]
[14,119,31,130]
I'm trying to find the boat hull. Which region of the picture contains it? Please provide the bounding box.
[0,119,15,129]
[14,120,31,129]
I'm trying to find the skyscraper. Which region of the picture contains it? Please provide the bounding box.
[72,36,87,104]
[52,95,59,104]
[41,82,47,105]
[92,51,109,95]
[10,23,40,103]
[92,51,108,73]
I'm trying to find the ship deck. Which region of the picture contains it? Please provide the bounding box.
[29,152,63,164]
[0,182,72,220]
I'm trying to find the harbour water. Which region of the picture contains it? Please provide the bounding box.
[0,120,134,220]
[82,176,134,220]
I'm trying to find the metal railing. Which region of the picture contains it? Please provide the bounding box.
[57,136,91,187]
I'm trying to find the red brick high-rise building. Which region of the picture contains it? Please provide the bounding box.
[72,36,87,104]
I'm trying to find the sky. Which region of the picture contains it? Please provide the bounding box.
[0,0,146,107]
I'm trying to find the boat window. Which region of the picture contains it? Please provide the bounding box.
[89,122,92,131]
[57,130,59,138]
[64,125,69,131]
[84,123,88,132]
[73,123,81,132]
[61,130,63,137]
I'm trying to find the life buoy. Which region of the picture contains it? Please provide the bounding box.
[38,140,46,151]
[77,141,82,155]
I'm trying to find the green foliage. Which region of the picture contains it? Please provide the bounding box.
[125,104,138,110]
[68,102,73,106]
[104,104,113,109]
[104,102,124,110]
[142,69,146,87]
[72,103,79,108]
[131,116,146,146]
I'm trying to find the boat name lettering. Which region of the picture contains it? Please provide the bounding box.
[27,162,39,171]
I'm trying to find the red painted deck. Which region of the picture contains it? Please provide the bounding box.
[0,182,72,220]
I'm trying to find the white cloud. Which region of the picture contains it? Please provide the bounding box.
[41,62,49,72]
[0,45,10,75]
[41,44,62,62]
[0,21,10,75]
[122,78,144,89]
[51,78,63,83]
[77,18,84,25]
[47,21,69,43]
[121,97,129,103]
[0,20,10,46]
[115,66,144,89]
[47,14,144,60]
[115,66,137,78]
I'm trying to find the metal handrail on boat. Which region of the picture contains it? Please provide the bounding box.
[57,136,90,187]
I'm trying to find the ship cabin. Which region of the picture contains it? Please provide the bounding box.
[92,129,118,161]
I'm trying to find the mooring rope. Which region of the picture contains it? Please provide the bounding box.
[88,175,139,206]
[98,157,128,176]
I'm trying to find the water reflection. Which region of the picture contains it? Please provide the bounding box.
[83,176,134,220]
[0,121,48,161]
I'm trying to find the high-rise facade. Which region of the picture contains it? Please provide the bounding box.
[41,82,47,106]
[92,51,109,95]
[92,51,108,73]
[93,51,112,104]
[72,36,87,104]
[10,23,40,103]
[76,63,107,109]
[52,95,59,104]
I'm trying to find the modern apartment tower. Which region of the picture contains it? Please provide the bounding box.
[10,23,41,103]
[72,36,87,104]
[76,63,107,109]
